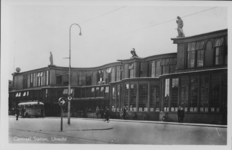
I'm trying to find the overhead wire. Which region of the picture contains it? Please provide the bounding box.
[80,6,127,24]
[99,7,219,39]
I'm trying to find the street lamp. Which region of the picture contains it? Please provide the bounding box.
[68,23,82,125]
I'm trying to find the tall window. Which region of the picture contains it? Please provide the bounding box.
[171,78,179,112]
[124,83,129,107]
[180,76,188,111]
[105,86,109,98]
[200,75,209,112]
[162,59,169,75]
[111,67,116,82]
[164,78,170,111]
[100,87,104,97]
[116,66,121,81]
[215,38,224,65]
[56,75,62,85]
[139,83,148,111]
[95,87,100,97]
[130,83,137,111]
[112,86,116,108]
[91,87,95,97]
[211,73,220,112]
[129,63,134,78]
[156,61,161,77]
[196,41,205,67]
[116,84,120,112]
[150,84,160,112]
[190,76,198,112]
[205,41,213,67]
[151,61,156,77]
[188,42,196,68]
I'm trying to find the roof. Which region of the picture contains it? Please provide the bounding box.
[18,102,44,105]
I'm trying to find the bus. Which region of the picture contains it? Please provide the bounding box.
[18,101,45,118]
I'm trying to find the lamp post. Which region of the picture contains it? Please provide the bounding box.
[68,23,82,125]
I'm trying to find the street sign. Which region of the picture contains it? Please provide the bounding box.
[58,97,65,106]
[67,96,72,101]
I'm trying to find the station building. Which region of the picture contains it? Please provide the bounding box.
[9,29,227,124]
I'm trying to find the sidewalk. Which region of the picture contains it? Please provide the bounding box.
[73,117,227,128]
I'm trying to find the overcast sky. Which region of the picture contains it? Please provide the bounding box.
[2,1,229,80]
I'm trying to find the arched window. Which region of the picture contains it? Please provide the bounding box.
[187,42,196,68]
[214,38,224,65]
[196,41,205,67]
[205,41,213,66]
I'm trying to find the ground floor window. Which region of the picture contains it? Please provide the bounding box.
[130,83,137,112]
[139,83,148,112]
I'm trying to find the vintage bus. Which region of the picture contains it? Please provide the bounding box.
[18,101,45,118]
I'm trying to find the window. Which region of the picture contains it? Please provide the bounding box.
[162,59,169,75]
[95,87,100,97]
[196,41,205,67]
[215,38,224,65]
[105,86,109,98]
[156,61,161,77]
[164,78,170,111]
[150,84,160,112]
[211,73,220,112]
[56,75,62,85]
[188,42,196,68]
[129,63,134,78]
[151,61,156,77]
[111,67,116,82]
[81,88,85,98]
[91,87,95,97]
[190,76,198,112]
[78,76,86,86]
[139,83,148,111]
[112,86,116,109]
[171,78,179,112]
[100,87,104,97]
[205,41,213,67]
[124,83,129,107]
[200,75,209,112]
[130,83,137,111]
[116,84,120,112]
[116,66,121,81]
[180,76,188,111]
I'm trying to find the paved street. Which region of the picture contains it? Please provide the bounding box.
[8,116,227,145]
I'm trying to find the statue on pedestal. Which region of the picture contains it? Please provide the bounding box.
[130,48,138,59]
[49,52,54,66]
[176,16,185,38]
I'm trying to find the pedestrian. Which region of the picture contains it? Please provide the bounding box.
[123,106,127,120]
[96,106,100,118]
[104,107,110,123]
[177,106,185,123]
[15,107,19,121]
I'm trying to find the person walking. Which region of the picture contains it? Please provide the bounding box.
[177,106,185,123]
[15,107,19,121]
[104,107,110,123]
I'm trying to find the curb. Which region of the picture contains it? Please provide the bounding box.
[78,117,227,128]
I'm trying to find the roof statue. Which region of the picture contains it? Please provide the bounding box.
[130,48,138,59]
[49,52,54,65]
[176,16,185,38]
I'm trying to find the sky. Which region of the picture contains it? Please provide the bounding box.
[2,1,229,80]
